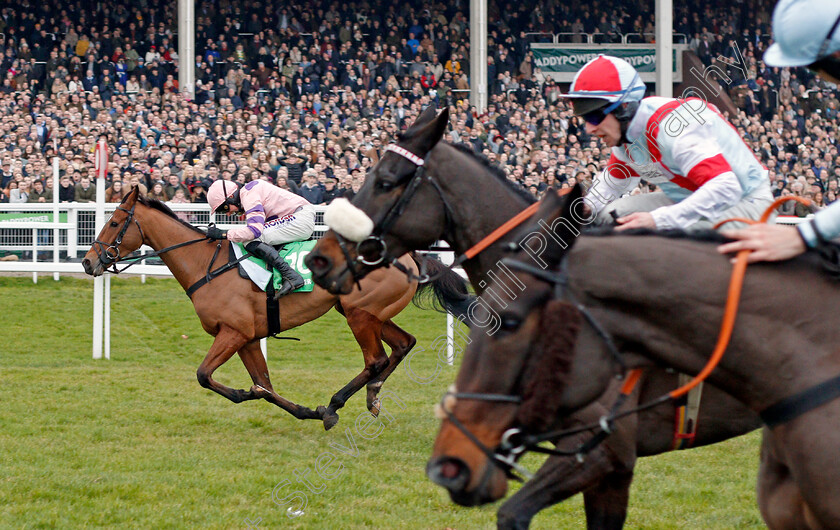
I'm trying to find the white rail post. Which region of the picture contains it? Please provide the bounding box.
[92,137,108,360]
[52,156,60,281]
[439,242,455,365]
[104,274,111,360]
[31,228,37,284]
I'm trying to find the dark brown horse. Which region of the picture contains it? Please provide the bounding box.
[306,107,759,528]
[429,186,840,529]
[82,186,469,430]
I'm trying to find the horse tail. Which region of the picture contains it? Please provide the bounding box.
[411,253,474,321]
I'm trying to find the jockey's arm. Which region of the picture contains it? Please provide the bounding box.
[650,135,742,230]
[227,195,267,242]
[799,200,840,247]
[651,172,742,229]
[585,153,641,217]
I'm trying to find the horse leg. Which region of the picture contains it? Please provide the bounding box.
[496,436,626,530]
[196,328,261,404]
[365,319,417,416]
[581,470,634,530]
[319,308,390,431]
[236,341,321,421]
[757,433,812,530]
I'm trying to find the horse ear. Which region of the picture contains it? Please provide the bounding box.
[411,107,450,154]
[409,104,439,130]
[543,183,584,267]
[517,184,584,269]
[121,184,140,205]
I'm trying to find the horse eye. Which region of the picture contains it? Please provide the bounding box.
[376,180,394,192]
[500,316,522,332]
[110,221,119,227]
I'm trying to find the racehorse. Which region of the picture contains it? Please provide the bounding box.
[82,186,470,431]
[306,107,759,528]
[428,186,840,529]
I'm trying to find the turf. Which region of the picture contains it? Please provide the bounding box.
[0,276,762,529]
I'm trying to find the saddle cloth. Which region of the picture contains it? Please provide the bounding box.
[232,240,316,294]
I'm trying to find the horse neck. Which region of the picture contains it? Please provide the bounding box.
[431,146,534,291]
[569,235,840,411]
[138,206,221,291]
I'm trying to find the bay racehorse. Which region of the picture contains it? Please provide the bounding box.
[82,186,470,430]
[429,186,840,529]
[305,107,759,528]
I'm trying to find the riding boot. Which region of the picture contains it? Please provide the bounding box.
[245,241,305,299]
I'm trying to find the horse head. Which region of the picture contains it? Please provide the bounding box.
[427,185,596,505]
[82,186,144,276]
[306,106,451,294]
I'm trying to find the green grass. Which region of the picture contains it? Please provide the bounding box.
[0,276,763,529]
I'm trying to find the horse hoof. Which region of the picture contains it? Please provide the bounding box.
[368,398,381,418]
[322,412,340,431]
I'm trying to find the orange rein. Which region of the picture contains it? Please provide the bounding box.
[463,187,574,260]
[665,195,811,400]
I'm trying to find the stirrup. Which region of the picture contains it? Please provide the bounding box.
[273,280,295,299]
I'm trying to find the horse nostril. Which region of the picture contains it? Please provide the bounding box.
[82,258,92,274]
[308,254,330,273]
[427,457,470,491]
[439,460,461,480]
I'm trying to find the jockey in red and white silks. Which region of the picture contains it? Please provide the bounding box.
[588,96,774,229]
[562,55,774,230]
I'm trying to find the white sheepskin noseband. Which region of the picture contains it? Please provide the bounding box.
[324,198,375,242]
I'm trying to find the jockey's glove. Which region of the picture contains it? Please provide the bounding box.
[205,226,228,240]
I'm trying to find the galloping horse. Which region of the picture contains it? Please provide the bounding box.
[82,186,469,430]
[428,186,840,529]
[306,107,759,528]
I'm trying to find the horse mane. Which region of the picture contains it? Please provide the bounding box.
[446,143,537,205]
[516,300,582,431]
[136,194,207,235]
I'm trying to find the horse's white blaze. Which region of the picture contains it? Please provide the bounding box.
[324,198,374,242]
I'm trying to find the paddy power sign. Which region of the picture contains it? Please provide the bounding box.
[530,44,684,83]
[0,212,68,223]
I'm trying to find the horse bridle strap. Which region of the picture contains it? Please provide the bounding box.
[92,203,144,271]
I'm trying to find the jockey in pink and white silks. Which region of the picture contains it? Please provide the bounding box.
[563,55,774,231]
[206,179,315,298]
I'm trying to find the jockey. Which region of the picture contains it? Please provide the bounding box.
[205,179,315,298]
[719,0,840,262]
[562,55,774,231]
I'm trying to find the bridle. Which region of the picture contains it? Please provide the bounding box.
[436,255,642,482]
[90,200,211,275]
[90,201,146,272]
[334,143,459,286]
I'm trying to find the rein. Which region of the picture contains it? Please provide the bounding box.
[94,203,247,296]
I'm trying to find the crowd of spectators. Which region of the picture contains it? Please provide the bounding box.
[0,0,838,217]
